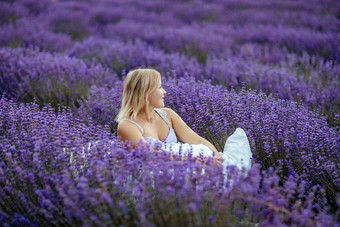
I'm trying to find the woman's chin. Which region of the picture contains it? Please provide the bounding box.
[153,100,165,108]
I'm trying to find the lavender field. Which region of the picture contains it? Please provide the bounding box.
[0,0,339,226]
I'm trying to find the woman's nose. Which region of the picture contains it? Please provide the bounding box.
[162,88,166,94]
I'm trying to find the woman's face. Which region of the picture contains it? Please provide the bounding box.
[148,80,166,108]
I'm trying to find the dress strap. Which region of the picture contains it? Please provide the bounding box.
[122,119,144,136]
[154,109,171,128]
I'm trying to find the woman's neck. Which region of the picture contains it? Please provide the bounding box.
[138,107,156,123]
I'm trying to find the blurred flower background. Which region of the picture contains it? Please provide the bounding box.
[0,0,339,226]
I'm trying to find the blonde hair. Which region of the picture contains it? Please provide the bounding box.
[115,68,161,122]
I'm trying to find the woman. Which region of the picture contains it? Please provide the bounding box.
[116,68,252,172]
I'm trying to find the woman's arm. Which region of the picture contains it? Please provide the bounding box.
[163,108,222,160]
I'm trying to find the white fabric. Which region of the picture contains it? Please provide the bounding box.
[161,142,214,157]
[220,128,252,173]
[160,128,252,175]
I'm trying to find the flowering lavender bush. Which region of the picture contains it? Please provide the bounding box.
[68,37,202,77]
[0,97,338,225]
[203,55,340,126]
[0,18,73,53]
[0,2,28,25]
[0,47,117,108]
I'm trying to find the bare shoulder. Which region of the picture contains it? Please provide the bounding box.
[160,108,178,119]
[160,107,177,115]
[117,120,143,140]
[117,120,131,133]
[159,108,183,127]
